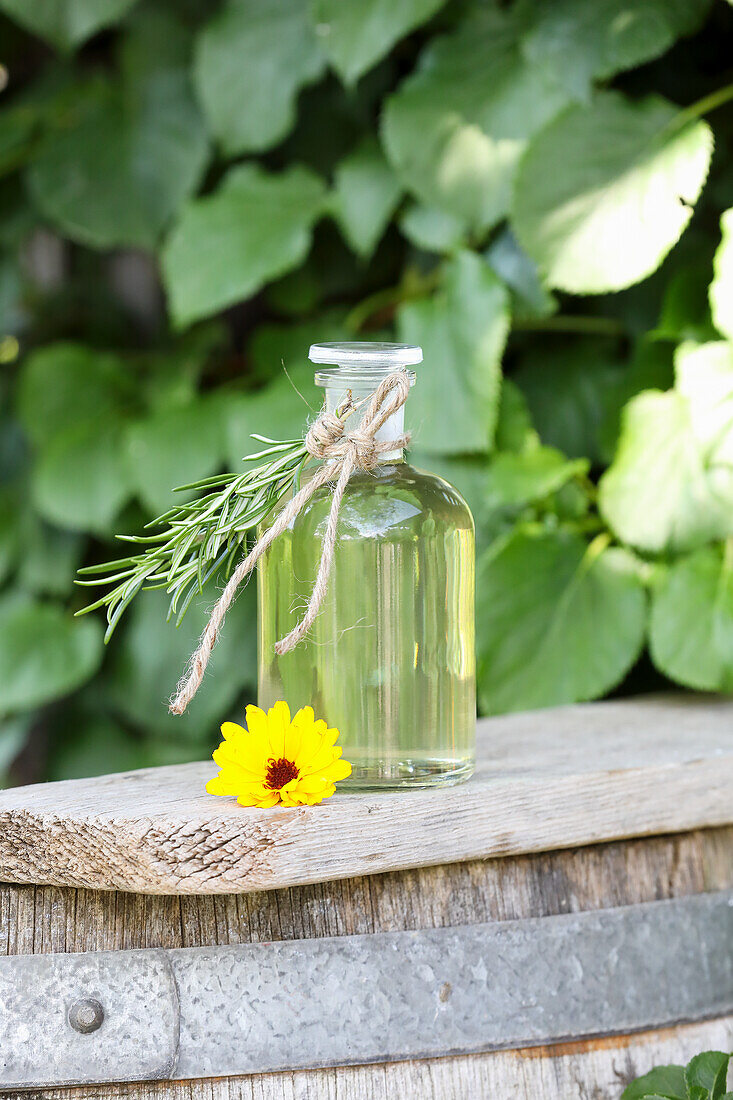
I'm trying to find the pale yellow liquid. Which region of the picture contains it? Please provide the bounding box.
[257,460,476,789]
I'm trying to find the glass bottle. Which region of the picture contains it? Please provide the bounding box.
[258,342,475,789]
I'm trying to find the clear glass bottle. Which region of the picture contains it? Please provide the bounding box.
[258,342,475,789]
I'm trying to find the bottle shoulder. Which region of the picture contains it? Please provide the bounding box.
[275,461,474,540]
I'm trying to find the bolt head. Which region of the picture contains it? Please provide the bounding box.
[68,998,104,1034]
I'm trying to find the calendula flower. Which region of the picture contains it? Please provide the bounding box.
[206,701,352,808]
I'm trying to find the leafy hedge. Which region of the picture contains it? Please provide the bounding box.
[1,0,733,782]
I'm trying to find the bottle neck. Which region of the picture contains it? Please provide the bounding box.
[323,381,407,463]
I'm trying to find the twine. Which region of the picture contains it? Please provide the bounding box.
[169,369,411,715]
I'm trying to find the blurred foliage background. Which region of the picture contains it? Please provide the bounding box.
[1,0,733,785]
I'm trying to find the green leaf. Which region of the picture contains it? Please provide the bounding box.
[162,164,327,327]
[685,1052,731,1100]
[654,259,717,343]
[226,368,317,467]
[621,1065,686,1100]
[485,447,588,508]
[512,91,713,294]
[485,228,557,320]
[28,67,209,249]
[248,312,348,383]
[194,0,325,156]
[33,417,133,534]
[476,528,646,714]
[650,543,733,691]
[495,378,538,454]
[125,395,225,515]
[599,390,733,554]
[0,490,19,585]
[398,204,467,254]
[105,586,257,742]
[0,0,138,50]
[514,342,623,462]
[0,716,29,777]
[711,208,733,340]
[598,340,674,462]
[517,0,711,101]
[47,714,150,781]
[312,0,446,85]
[0,104,41,178]
[332,139,402,259]
[397,250,510,454]
[16,342,132,447]
[0,597,103,716]
[382,6,572,233]
[17,516,83,597]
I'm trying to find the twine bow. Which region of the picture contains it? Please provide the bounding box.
[169,369,411,715]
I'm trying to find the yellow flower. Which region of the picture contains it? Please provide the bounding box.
[206,701,352,808]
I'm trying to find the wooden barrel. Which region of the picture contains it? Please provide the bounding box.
[0,695,731,1098]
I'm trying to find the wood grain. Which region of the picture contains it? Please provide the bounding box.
[0,695,732,894]
[3,1019,730,1100]
[1,827,731,1099]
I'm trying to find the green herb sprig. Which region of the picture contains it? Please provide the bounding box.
[76,434,310,641]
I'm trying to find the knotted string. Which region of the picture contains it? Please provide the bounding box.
[169,370,411,715]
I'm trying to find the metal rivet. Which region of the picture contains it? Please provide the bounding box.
[68,998,104,1034]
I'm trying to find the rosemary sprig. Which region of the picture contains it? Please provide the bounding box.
[75,434,310,641]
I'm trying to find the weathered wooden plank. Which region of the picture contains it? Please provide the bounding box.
[4,1018,730,1100]
[0,695,731,894]
[0,828,731,1099]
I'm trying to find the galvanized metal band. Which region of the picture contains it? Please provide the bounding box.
[1,890,732,1089]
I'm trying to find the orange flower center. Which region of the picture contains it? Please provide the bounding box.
[265,757,299,790]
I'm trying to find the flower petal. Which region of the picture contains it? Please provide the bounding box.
[284,721,303,762]
[212,747,266,780]
[292,705,315,726]
[321,758,352,782]
[244,705,272,757]
[220,721,247,742]
[299,745,342,776]
[267,701,290,756]
[238,791,280,808]
[206,774,239,796]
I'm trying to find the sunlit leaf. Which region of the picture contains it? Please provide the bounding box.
[382,5,572,232]
[512,91,713,293]
[599,345,733,553]
[710,207,733,340]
